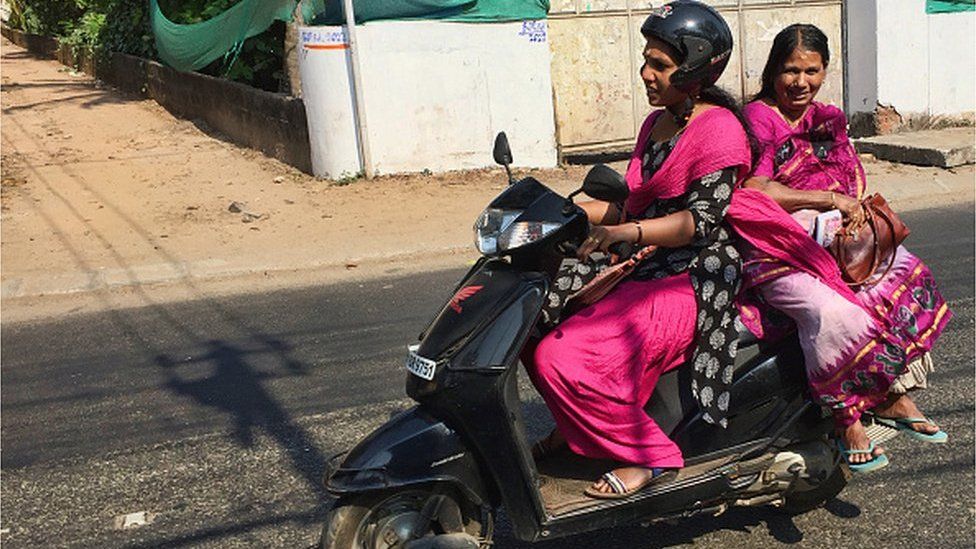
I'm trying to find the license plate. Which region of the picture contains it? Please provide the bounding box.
[405,344,437,381]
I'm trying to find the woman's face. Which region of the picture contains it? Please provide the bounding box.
[773,47,826,113]
[640,37,687,108]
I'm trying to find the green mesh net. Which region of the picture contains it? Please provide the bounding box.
[925,0,975,13]
[151,0,549,72]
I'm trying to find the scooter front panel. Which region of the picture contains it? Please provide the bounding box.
[327,406,489,506]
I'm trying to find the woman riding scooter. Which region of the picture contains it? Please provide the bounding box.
[524,1,754,499]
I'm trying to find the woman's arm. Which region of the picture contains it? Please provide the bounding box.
[577,211,695,259]
[578,200,622,226]
[577,168,735,258]
[743,176,859,216]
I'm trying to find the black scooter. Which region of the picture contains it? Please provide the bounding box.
[320,134,860,549]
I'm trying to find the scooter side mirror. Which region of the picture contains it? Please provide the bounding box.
[493,132,513,166]
[582,164,629,203]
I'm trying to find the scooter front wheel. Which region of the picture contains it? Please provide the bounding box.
[320,486,491,549]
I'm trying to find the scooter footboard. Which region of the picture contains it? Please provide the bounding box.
[326,406,490,506]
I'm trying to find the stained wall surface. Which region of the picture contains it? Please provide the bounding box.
[548,0,844,153]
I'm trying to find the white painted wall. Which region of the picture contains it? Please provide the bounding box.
[851,0,975,116]
[299,20,557,178]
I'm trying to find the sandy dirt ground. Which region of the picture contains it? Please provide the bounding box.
[2,37,973,323]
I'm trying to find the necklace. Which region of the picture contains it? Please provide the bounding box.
[668,97,695,127]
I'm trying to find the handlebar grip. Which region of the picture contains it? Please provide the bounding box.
[608,241,634,259]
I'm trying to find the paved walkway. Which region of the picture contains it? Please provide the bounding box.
[2,38,973,322]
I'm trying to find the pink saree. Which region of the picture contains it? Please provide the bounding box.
[728,101,951,425]
[524,108,750,468]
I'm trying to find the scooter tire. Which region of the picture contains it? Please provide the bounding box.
[320,487,489,549]
[780,462,851,515]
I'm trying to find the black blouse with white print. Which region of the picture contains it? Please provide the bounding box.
[544,133,743,427]
[631,135,742,427]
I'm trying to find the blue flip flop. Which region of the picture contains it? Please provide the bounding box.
[838,440,889,473]
[873,416,948,444]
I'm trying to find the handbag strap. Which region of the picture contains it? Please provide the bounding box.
[868,205,901,286]
[846,202,899,288]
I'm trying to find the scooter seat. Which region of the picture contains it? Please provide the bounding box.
[736,323,759,349]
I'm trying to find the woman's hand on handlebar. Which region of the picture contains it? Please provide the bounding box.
[577,224,635,260]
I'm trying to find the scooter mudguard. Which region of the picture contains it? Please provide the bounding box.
[326,406,489,506]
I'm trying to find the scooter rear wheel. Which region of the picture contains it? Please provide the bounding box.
[781,462,851,514]
[320,486,490,549]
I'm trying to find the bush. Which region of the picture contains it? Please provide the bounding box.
[16,0,83,36]
[99,0,156,60]
[7,0,286,93]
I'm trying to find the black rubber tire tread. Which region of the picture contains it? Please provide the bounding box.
[320,494,372,549]
[319,489,487,549]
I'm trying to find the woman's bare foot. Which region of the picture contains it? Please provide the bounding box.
[838,420,884,465]
[872,394,940,435]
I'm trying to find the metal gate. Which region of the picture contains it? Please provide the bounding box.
[548,0,845,155]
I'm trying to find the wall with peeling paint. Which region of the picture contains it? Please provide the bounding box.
[548,0,844,154]
[848,0,975,119]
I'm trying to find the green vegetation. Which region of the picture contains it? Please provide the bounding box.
[6,0,288,93]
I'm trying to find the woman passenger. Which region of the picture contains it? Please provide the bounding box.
[735,24,951,472]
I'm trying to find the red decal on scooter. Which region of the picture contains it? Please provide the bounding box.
[449,285,483,313]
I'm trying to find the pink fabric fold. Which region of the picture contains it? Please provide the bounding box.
[726,188,869,338]
[745,101,865,198]
[625,108,751,217]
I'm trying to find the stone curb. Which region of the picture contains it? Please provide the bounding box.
[855,128,975,168]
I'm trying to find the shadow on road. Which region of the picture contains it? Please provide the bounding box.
[2,90,127,113]
[498,497,861,548]
[3,90,339,549]
[155,339,329,497]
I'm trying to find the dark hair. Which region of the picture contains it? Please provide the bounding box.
[752,23,830,102]
[697,85,761,169]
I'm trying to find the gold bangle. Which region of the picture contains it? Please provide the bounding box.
[830,191,837,209]
[631,220,643,244]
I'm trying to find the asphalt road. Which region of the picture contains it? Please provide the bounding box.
[2,204,973,548]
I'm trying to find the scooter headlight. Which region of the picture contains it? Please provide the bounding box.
[474,208,559,254]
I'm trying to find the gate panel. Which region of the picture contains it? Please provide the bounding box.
[548,14,636,148]
[549,1,844,155]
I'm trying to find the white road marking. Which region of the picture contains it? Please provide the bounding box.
[113,511,154,530]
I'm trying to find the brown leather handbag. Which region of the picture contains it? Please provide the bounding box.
[564,245,657,315]
[829,193,910,287]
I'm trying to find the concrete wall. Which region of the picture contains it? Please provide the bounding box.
[299,20,558,177]
[359,20,558,174]
[848,0,975,123]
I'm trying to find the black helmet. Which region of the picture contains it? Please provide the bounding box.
[640,1,734,93]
